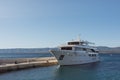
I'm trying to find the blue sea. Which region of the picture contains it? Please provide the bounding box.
[0,53,120,80]
[0,53,53,59]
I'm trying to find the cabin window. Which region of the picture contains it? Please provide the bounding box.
[83,48,87,51]
[61,47,72,50]
[59,55,64,60]
[89,54,91,56]
[86,49,91,52]
[93,54,96,56]
[75,47,82,51]
[91,49,95,52]
[89,54,96,57]
[96,51,99,53]
[87,49,96,53]
[74,47,88,51]
[75,47,87,51]
[68,42,79,45]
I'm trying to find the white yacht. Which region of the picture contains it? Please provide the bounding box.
[50,38,100,66]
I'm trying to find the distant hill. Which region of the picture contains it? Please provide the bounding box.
[97,46,120,53]
[0,47,120,54]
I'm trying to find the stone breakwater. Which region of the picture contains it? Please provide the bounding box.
[0,57,58,73]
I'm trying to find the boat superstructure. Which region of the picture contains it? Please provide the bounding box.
[50,39,100,66]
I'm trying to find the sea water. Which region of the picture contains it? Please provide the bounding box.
[0,53,52,58]
[0,53,120,80]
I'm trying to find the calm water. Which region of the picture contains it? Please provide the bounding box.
[0,53,120,80]
[0,53,52,58]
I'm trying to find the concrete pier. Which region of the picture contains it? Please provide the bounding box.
[0,57,58,73]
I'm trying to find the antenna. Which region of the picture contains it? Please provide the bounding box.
[78,34,81,41]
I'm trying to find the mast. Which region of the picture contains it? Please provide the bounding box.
[78,34,81,41]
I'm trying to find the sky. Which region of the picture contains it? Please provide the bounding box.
[0,0,120,48]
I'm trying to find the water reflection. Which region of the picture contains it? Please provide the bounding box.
[54,63,100,80]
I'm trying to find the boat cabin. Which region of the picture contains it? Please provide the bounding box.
[60,46,98,53]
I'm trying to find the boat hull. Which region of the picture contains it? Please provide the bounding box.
[50,50,100,66]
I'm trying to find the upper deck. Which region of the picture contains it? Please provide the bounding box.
[67,40,91,46]
[59,40,98,52]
